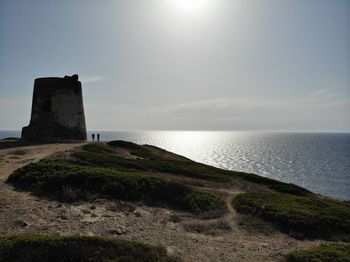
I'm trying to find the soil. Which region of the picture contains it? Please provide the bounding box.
[0,142,328,261]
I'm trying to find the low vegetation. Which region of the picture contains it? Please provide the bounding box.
[214,167,313,196]
[73,143,230,182]
[286,243,350,262]
[6,141,315,217]
[0,235,177,262]
[8,159,225,215]
[108,140,154,158]
[75,142,313,198]
[5,140,349,259]
[232,192,350,240]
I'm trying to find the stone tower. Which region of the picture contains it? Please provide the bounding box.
[22,74,87,141]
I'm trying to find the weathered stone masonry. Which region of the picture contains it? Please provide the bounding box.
[22,75,87,141]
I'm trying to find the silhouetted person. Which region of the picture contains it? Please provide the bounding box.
[92,133,95,141]
[97,133,100,142]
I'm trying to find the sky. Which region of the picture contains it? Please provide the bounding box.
[0,0,349,131]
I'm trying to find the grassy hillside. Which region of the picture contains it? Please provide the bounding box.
[232,192,350,240]
[8,159,225,215]
[72,143,231,182]
[75,142,313,197]
[0,235,177,262]
[7,141,309,216]
[286,243,350,262]
[8,141,347,242]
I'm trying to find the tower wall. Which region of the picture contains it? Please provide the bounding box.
[22,75,87,141]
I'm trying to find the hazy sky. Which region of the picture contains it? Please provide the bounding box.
[1,0,349,131]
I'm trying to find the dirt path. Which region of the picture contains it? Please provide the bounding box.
[0,143,82,181]
[0,143,326,262]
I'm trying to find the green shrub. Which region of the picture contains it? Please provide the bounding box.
[226,170,313,196]
[74,143,230,182]
[0,234,177,262]
[269,184,313,196]
[7,160,225,215]
[286,243,350,262]
[107,140,153,158]
[232,192,350,240]
[181,190,227,215]
[81,143,115,154]
[206,164,313,196]
[79,143,312,196]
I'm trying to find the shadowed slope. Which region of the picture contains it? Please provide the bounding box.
[0,235,177,262]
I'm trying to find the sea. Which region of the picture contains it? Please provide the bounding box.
[1,130,349,201]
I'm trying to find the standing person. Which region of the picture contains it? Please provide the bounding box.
[92,133,95,141]
[97,133,100,142]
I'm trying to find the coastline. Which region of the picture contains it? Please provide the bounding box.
[0,141,340,261]
[1,131,349,201]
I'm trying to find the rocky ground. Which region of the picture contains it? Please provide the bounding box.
[0,142,327,261]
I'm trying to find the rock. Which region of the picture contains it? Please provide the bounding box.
[165,246,177,256]
[14,219,28,227]
[81,209,91,214]
[133,208,150,217]
[109,226,128,235]
[163,210,173,216]
[168,214,181,223]
[168,222,176,230]
[59,214,68,220]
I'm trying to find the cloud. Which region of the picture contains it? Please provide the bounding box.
[155,98,269,118]
[82,88,350,131]
[151,89,349,118]
[124,90,350,131]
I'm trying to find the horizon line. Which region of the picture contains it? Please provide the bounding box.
[1,129,349,134]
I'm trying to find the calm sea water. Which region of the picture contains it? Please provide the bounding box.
[1,130,349,201]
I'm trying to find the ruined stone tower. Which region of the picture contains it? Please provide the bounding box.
[21,74,87,141]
